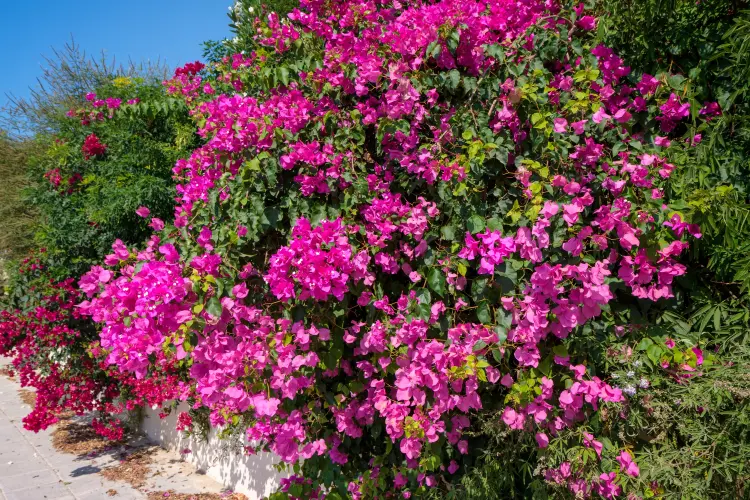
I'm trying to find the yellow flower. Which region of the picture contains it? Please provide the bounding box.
[112,76,133,88]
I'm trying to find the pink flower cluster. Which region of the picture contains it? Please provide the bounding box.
[280,141,351,196]
[264,218,372,302]
[458,230,517,274]
[79,238,194,378]
[336,321,500,464]
[66,92,139,125]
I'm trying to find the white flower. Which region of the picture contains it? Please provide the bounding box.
[639,378,650,388]
[623,385,637,396]
[626,370,635,378]
[249,6,255,13]
[611,373,620,379]
[633,360,642,368]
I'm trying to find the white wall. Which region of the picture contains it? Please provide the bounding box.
[140,404,287,499]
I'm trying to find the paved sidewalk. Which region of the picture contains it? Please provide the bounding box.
[0,361,238,500]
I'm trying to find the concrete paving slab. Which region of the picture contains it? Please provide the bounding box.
[1,470,61,490]
[0,459,50,478]
[4,481,76,500]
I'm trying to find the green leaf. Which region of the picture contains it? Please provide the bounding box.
[441,225,456,240]
[426,41,442,59]
[471,277,489,302]
[487,217,503,231]
[264,207,281,228]
[278,67,290,86]
[495,308,512,329]
[424,454,441,471]
[325,343,343,369]
[473,340,488,352]
[636,338,654,351]
[646,344,663,364]
[416,288,432,305]
[467,215,486,234]
[427,268,447,297]
[493,326,508,344]
[667,73,686,91]
[206,297,223,318]
[457,262,467,276]
[477,301,491,323]
[448,70,460,90]
[552,345,568,357]
[496,275,515,294]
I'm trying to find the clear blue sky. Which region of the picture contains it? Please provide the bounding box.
[1,0,231,104]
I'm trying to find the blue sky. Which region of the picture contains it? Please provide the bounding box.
[1,1,231,104]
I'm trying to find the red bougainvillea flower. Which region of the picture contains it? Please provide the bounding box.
[81,133,107,159]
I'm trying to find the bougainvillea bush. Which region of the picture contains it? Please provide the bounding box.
[0,77,196,434]
[0,250,107,432]
[3,0,749,498]
[0,253,179,438]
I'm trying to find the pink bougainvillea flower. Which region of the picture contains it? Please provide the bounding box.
[617,450,640,477]
[576,15,596,30]
[535,433,549,448]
